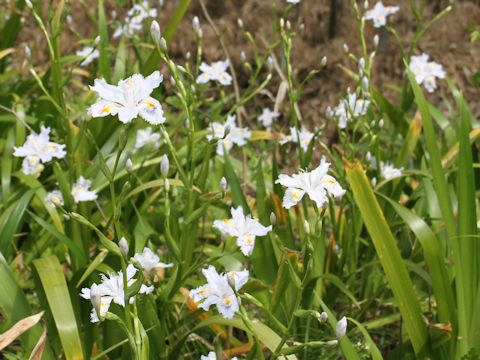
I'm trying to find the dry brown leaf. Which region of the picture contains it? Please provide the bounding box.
[28,323,47,360]
[0,311,44,351]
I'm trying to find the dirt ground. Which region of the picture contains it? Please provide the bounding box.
[14,0,480,131]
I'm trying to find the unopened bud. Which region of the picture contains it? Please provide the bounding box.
[237,296,242,306]
[119,237,129,258]
[160,37,167,52]
[221,232,227,242]
[66,14,73,25]
[164,178,170,192]
[227,273,236,288]
[266,56,274,71]
[371,177,377,187]
[343,43,349,54]
[170,76,176,86]
[321,56,327,67]
[299,23,305,32]
[150,20,161,45]
[279,18,285,28]
[186,51,191,60]
[325,106,333,119]
[237,18,244,29]
[320,311,328,322]
[220,176,228,194]
[379,119,384,127]
[270,212,276,225]
[373,34,379,48]
[240,51,246,63]
[358,58,365,74]
[160,154,169,178]
[327,340,339,346]
[25,0,32,8]
[24,45,31,60]
[192,16,200,34]
[364,0,369,9]
[185,118,190,129]
[362,77,369,91]
[286,20,291,31]
[304,220,310,234]
[336,316,347,340]
[94,36,101,46]
[158,0,164,7]
[90,283,102,319]
[111,10,117,20]
[126,158,133,174]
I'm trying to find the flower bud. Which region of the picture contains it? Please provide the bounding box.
[25,0,32,8]
[325,106,333,119]
[126,158,133,174]
[94,36,101,46]
[158,0,164,7]
[279,18,285,28]
[343,43,349,54]
[66,14,73,25]
[321,56,327,67]
[362,77,369,92]
[90,283,102,319]
[164,178,170,192]
[240,51,246,63]
[336,316,347,340]
[186,51,191,60]
[303,220,310,234]
[320,311,328,322]
[220,176,228,194]
[119,237,129,259]
[266,56,274,71]
[286,20,291,31]
[358,57,365,74]
[170,76,176,86]
[371,177,377,187]
[237,18,244,29]
[161,154,169,178]
[24,45,31,60]
[150,20,161,45]
[197,28,203,39]
[160,37,167,52]
[379,119,384,127]
[270,212,276,225]
[299,23,305,32]
[185,118,190,129]
[373,34,379,48]
[111,10,117,20]
[327,340,338,346]
[192,16,200,34]
[227,273,236,289]
[364,0,369,9]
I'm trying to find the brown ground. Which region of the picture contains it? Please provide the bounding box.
[14,0,480,130]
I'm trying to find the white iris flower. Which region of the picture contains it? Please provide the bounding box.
[71,176,97,203]
[190,265,248,320]
[201,352,238,360]
[275,159,345,209]
[334,92,370,129]
[45,190,64,207]
[135,127,161,149]
[206,115,251,156]
[89,71,166,125]
[80,264,153,323]
[213,206,272,256]
[279,126,315,151]
[13,126,66,175]
[76,46,99,66]
[134,247,173,275]
[197,59,232,86]
[113,17,143,38]
[258,107,280,127]
[127,1,157,23]
[409,53,445,93]
[364,1,399,28]
[380,162,403,180]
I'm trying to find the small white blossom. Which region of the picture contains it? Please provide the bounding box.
[76,46,99,66]
[286,0,301,3]
[380,162,403,180]
[409,53,445,93]
[197,59,232,86]
[71,176,97,203]
[336,316,348,340]
[279,126,315,152]
[134,247,173,274]
[13,126,66,175]
[80,264,152,323]
[89,71,166,125]
[275,159,345,209]
[364,1,399,28]
[201,353,217,360]
[45,190,64,207]
[135,127,161,149]
[206,115,251,156]
[128,1,157,23]
[190,265,248,319]
[113,17,143,38]
[334,93,370,129]
[258,107,280,127]
[213,206,272,256]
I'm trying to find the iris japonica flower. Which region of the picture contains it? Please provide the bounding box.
[135,127,161,149]
[286,0,301,3]
[76,46,99,66]
[197,59,232,86]
[71,176,97,203]
[213,206,272,256]
[409,53,445,93]
[334,92,370,129]
[275,159,345,209]
[80,264,153,322]
[258,107,280,127]
[336,316,348,340]
[127,0,157,23]
[113,17,143,38]
[206,115,251,156]
[201,352,238,360]
[380,162,403,180]
[45,190,64,207]
[190,265,248,319]
[134,247,173,276]
[13,126,66,175]
[89,71,166,125]
[364,1,399,28]
[279,126,315,151]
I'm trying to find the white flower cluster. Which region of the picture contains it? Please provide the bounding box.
[257,107,280,127]
[364,1,399,28]
[197,59,232,86]
[76,46,99,66]
[279,126,315,151]
[206,114,251,156]
[409,53,445,93]
[113,1,157,39]
[45,176,97,206]
[135,127,161,150]
[334,92,370,129]
[190,265,249,320]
